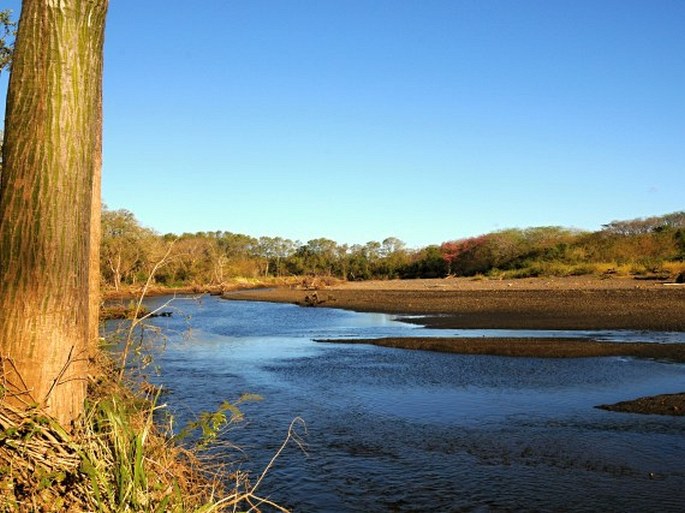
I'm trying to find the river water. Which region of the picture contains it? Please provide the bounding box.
[108,295,685,512]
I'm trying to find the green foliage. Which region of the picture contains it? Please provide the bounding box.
[401,245,448,278]
[602,211,685,236]
[101,206,162,290]
[0,9,16,74]
[674,229,685,261]
[0,357,278,512]
[425,214,685,280]
[175,394,263,449]
[100,208,685,286]
[100,206,413,286]
[81,393,155,509]
[61,378,268,513]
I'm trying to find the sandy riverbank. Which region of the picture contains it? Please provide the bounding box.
[315,337,685,362]
[222,276,685,331]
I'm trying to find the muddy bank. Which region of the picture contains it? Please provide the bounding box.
[101,304,173,320]
[222,278,685,331]
[597,392,685,416]
[315,337,685,362]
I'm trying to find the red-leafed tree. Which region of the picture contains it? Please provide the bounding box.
[440,235,491,276]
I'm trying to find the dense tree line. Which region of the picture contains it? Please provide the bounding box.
[101,208,685,289]
[437,220,685,278]
[101,207,414,288]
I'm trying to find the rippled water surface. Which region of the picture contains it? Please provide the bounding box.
[109,295,685,512]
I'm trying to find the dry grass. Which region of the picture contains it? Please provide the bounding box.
[0,355,296,512]
[0,371,220,512]
[0,403,82,511]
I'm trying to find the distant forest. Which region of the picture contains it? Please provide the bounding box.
[101,209,685,290]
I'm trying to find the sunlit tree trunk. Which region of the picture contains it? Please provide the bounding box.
[108,255,122,291]
[0,0,108,426]
[89,97,103,353]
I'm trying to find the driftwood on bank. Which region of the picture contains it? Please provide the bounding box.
[100,304,173,321]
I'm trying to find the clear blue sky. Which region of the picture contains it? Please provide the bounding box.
[1,1,684,247]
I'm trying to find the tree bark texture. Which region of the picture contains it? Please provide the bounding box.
[0,0,108,426]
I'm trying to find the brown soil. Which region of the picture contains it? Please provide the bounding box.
[597,392,685,416]
[222,276,685,331]
[315,337,685,362]
[101,304,174,320]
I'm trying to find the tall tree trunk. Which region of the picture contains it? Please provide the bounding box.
[0,0,108,426]
[89,87,103,356]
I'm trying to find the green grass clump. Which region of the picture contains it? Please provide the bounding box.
[0,376,217,512]
[0,357,290,512]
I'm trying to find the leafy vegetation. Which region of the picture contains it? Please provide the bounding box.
[0,8,15,74]
[0,355,293,512]
[101,208,685,289]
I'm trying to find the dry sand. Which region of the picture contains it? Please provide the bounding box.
[223,276,685,331]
